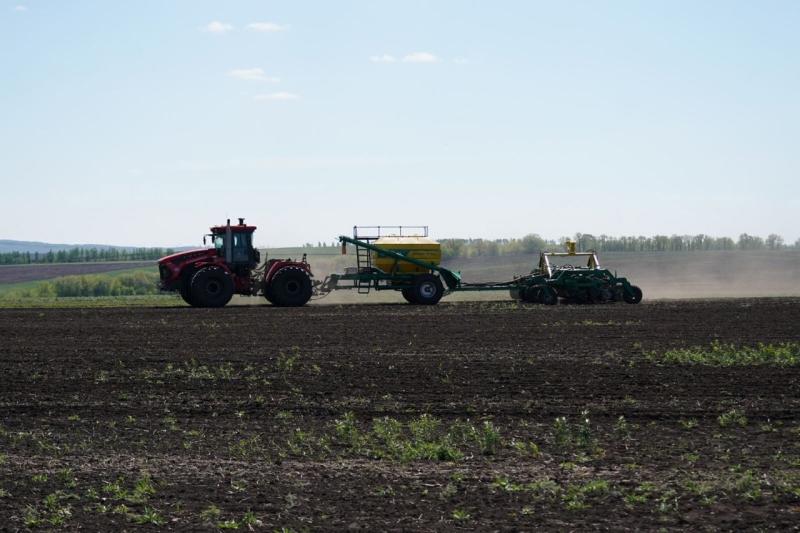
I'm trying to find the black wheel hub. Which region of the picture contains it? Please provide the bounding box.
[286,280,300,295]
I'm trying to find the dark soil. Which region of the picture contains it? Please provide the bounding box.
[1,299,799,531]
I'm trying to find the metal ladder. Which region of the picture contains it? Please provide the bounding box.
[355,244,372,293]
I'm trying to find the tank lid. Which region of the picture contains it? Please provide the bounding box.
[353,225,428,240]
[374,235,438,245]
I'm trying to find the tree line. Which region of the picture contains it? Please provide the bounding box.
[0,247,175,265]
[441,233,798,259]
[2,271,160,298]
[2,233,796,264]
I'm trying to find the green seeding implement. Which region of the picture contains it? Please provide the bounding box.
[314,227,643,306]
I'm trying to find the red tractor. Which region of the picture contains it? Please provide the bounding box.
[158,218,313,308]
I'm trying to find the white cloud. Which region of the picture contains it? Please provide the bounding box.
[402,52,438,64]
[254,92,300,101]
[247,22,286,32]
[228,68,279,82]
[454,57,468,65]
[14,5,27,11]
[370,54,396,64]
[204,21,233,34]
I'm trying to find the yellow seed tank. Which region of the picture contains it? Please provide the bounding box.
[372,236,441,274]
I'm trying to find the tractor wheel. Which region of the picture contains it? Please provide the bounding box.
[269,267,312,307]
[179,282,195,306]
[538,286,558,306]
[262,284,277,305]
[190,267,234,308]
[262,277,278,305]
[411,274,444,305]
[623,285,643,304]
[178,269,197,306]
[401,288,418,304]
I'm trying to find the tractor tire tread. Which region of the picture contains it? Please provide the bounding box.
[268,266,312,307]
[190,267,234,308]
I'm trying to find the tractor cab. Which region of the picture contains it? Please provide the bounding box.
[207,218,260,269]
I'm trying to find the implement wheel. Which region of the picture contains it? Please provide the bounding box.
[190,267,234,308]
[623,285,643,304]
[538,286,558,306]
[587,287,602,304]
[411,274,444,305]
[599,287,614,302]
[521,286,541,304]
[401,288,418,304]
[269,267,312,307]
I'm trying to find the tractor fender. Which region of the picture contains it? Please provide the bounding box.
[162,258,227,291]
[263,260,312,285]
[187,259,233,277]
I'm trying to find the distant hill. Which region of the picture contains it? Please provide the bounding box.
[0,239,192,254]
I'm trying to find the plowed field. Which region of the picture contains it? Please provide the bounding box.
[0,261,154,284]
[1,299,799,530]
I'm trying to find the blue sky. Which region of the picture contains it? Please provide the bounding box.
[2,1,798,247]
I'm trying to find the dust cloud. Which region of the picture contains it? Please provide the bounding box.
[445,251,800,300]
[232,250,800,305]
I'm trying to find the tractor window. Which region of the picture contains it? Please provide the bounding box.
[214,235,224,251]
[232,233,251,263]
